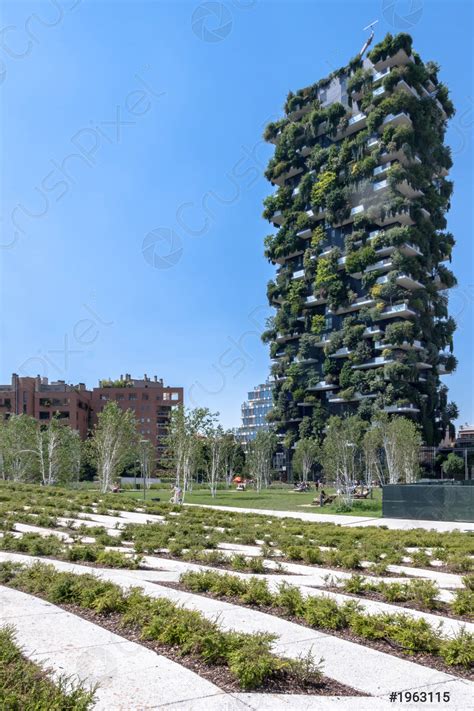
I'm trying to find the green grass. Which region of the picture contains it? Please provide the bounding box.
[118,486,383,516]
[0,625,95,710]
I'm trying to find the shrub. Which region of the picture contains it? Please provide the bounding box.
[275,582,305,617]
[342,574,367,595]
[240,578,273,606]
[349,612,387,640]
[440,630,474,668]
[450,589,474,618]
[302,547,323,565]
[227,633,280,690]
[405,579,440,610]
[384,615,441,655]
[304,596,347,630]
[379,581,408,603]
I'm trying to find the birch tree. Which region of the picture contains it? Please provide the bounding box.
[247,431,276,492]
[206,424,225,498]
[293,437,320,483]
[377,415,421,483]
[89,402,138,493]
[321,416,365,505]
[0,415,38,482]
[363,425,387,486]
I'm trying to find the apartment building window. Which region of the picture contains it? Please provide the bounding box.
[116,394,124,401]
[100,395,108,401]
[39,411,50,420]
[162,393,170,401]
[171,392,179,400]
[142,393,149,401]
[128,394,137,400]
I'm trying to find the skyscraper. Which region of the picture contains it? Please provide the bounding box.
[262,32,457,448]
[236,381,274,449]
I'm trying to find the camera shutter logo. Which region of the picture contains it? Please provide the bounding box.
[142,228,183,269]
[192,2,233,43]
[382,0,423,30]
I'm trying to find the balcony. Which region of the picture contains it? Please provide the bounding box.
[345,112,367,136]
[314,335,332,347]
[383,404,420,414]
[307,381,339,392]
[373,163,390,176]
[375,339,423,351]
[371,47,414,73]
[376,273,424,290]
[270,210,285,226]
[367,136,380,149]
[363,326,383,338]
[305,294,327,307]
[297,144,312,157]
[396,79,420,99]
[276,332,300,343]
[376,302,418,320]
[329,392,377,404]
[374,207,415,227]
[373,178,389,191]
[327,296,376,315]
[397,180,424,199]
[307,206,326,221]
[329,347,352,359]
[296,227,312,240]
[372,67,390,83]
[352,356,393,370]
[292,269,305,280]
[365,258,393,274]
[400,242,422,257]
[380,112,412,130]
[272,165,303,187]
[373,85,386,97]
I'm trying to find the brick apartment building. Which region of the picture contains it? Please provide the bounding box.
[0,373,91,438]
[0,373,183,461]
[91,374,183,461]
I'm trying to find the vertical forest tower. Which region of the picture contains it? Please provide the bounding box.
[262,33,457,447]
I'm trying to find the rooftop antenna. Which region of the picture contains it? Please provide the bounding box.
[359,20,378,58]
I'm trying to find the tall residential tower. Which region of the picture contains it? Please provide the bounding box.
[262,33,457,447]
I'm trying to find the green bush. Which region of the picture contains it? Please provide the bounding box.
[227,633,281,690]
[275,582,305,616]
[240,578,273,606]
[303,596,348,630]
[384,615,441,655]
[440,630,474,668]
[342,574,367,595]
[450,589,474,618]
[349,612,387,640]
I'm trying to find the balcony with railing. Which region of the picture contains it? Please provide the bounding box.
[352,356,393,370]
[376,302,418,320]
[292,269,305,280]
[305,294,327,307]
[371,47,414,72]
[380,112,412,130]
[383,403,420,414]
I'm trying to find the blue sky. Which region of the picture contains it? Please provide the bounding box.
[1,0,473,429]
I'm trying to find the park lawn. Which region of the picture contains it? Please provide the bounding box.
[119,486,383,516]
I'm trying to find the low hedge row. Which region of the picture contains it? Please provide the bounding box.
[179,570,474,670]
[0,561,323,691]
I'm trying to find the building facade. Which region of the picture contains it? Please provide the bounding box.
[0,374,92,438]
[236,381,274,448]
[0,372,183,462]
[262,32,457,447]
[90,374,183,462]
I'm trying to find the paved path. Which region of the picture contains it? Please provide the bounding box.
[1,552,472,709]
[1,583,404,711]
[184,504,474,532]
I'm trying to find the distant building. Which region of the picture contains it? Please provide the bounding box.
[236,381,274,449]
[456,424,474,446]
[0,373,91,438]
[91,374,183,464]
[0,372,184,464]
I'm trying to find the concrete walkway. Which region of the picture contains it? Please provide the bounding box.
[1,583,406,711]
[1,552,472,709]
[184,504,474,532]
